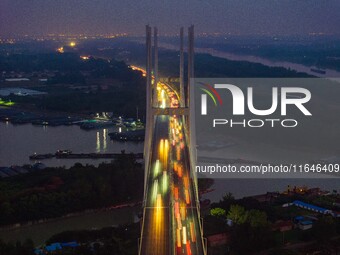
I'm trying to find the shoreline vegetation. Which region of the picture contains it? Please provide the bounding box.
[0,157,214,230]
[2,186,337,255]
[0,155,144,227]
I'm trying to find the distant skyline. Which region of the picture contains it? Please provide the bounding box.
[1,0,340,37]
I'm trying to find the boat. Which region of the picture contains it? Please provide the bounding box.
[55,149,72,156]
[109,129,145,142]
[29,153,54,160]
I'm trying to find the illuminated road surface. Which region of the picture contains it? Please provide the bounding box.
[139,81,205,255]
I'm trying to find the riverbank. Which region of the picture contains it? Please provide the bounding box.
[0,205,139,245]
[0,107,143,130]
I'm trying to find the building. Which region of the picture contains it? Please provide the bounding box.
[292,200,332,214]
[298,220,313,230]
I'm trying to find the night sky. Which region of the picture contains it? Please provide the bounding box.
[1,0,340,37]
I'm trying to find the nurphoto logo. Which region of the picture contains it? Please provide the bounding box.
[199,83,312,128]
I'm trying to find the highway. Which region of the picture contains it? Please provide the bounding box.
[139,80,205,255]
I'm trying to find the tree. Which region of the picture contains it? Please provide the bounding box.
[222,192,234,201]
[210,207,226,218]
[247,209,268,228]
[227,205,248,224]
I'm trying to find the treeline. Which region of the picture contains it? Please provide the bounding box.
[45,224,140,255]
[0,52,145,83]
[34,85,145,116]
[10,81,146,117]
[0,52,131,75]
[0,154,144,226]
[194,53,311,78]
[211,42,340,72]
[153,46,312,78]
[2,52,146,116]
[0,239,34,255]
[112,42,311,78]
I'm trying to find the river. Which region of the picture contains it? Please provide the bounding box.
[194,47,340,78]
[0,122,144,168]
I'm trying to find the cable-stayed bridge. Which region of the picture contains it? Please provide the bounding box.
[138,25,206,255]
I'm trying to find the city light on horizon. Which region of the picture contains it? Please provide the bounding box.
[1,1,340,37]
[56,46,64,53]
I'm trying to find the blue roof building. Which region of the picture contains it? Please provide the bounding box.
[45,243,62,252]
[61,241,79,248]
[292,200,332,214]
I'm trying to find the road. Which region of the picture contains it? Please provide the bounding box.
[139,80,205,255]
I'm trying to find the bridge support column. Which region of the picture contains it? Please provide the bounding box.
[143,25,153,202]
[187,25,194,108]
[179,27,185,108]
[153,27,159,107]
